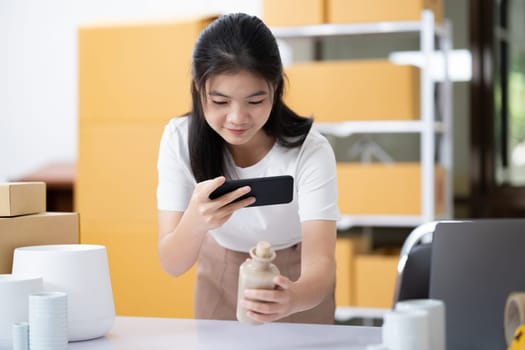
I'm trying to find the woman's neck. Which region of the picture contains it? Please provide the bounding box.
[227,132,275,168]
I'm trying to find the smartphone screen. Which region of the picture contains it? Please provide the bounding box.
[209,175,293,207]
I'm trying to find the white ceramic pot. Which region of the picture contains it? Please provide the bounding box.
[12,244,115,341]
[0,275,43,343]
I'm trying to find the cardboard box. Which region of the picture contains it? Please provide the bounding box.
[263,0,327,26]
[335,234,371,306]
[78,16,215,123]
[284,60,420,121]
[328,0,443,24]
[354,251,399,308]
[0,212,79,273]
[76,121,163,232]
[0,182,46,217]
[337,163,445,215]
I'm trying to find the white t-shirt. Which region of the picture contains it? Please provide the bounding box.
[157,116,340,252]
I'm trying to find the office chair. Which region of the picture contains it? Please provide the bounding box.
[392,221,437,304]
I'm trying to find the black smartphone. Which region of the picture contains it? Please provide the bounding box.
[209,175,294,207]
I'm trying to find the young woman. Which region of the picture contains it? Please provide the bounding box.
[157,13,339,324]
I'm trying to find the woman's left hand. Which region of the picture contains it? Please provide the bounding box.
[240,275,296,323]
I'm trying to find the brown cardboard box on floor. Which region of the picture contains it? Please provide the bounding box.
[0,182,46,217]
[354,250,400,308]
[335,233,372,306]
[0,212,79,273]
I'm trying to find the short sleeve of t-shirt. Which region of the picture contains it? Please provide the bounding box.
[156,117,195,211]
[295,132,339,222]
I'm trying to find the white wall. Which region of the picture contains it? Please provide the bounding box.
[0,0,262,182]
[0,1,10,182]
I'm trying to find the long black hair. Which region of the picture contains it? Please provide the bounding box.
[189,13,313,182]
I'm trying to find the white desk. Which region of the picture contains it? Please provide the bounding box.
[68,316,382,350]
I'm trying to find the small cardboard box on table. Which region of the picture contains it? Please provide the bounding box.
[0,182,46,217]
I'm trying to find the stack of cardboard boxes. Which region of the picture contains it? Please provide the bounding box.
[0,182,79,274]
[77,17,214,318]
[266,0,446,219]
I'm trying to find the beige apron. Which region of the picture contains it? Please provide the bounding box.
[194,234,335,324]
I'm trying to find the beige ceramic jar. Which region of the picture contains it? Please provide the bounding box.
[236,241,280,325]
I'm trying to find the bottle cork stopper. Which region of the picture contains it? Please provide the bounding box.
[255,241,272,258]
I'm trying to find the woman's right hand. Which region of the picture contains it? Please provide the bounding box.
[158,176,254,277]
[185,176,255,233]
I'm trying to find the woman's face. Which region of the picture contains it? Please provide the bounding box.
[202,70,273,148]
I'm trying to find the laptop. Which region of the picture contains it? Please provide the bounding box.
[429,219,525,350]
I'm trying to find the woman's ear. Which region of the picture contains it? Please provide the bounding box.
[192,80,206,101]
[266,81,277,101]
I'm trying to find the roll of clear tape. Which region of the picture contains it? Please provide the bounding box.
[504,292,525,346]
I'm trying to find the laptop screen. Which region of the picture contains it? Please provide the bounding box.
[429,219,525,350]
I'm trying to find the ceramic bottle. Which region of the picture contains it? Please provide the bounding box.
[236,241,280,325]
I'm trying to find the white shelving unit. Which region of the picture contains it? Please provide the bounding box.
[272,10,453,229]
